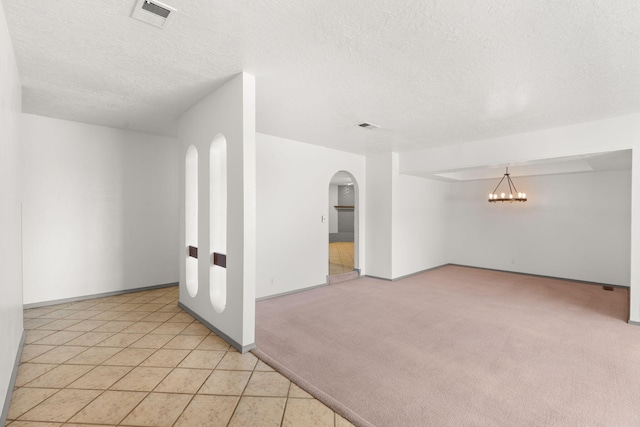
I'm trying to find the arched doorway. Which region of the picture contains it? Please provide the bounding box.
[328,171,359,277]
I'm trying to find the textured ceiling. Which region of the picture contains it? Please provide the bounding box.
[3,0,640,153]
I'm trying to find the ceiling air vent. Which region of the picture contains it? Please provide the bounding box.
[357,122,380,129]
[131,0,176,29]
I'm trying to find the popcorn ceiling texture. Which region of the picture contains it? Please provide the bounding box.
[3,0,640,153]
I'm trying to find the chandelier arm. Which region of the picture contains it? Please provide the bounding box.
[491,175,506,194]
[507,175,519,194]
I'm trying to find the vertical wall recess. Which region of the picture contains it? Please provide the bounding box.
[185,145,199,297]
[210,135,228,313]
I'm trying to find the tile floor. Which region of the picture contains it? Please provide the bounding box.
[328,242,354,276]
[7,286,355,427]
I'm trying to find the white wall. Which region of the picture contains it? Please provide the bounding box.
[0,1,23,419]
[365,152,393,279]
[447,170,631,286]
[328,184,338,233]
[21,114,179,304]
[178,73,256,349]
[256,133,365,298]
[391,153,449,278]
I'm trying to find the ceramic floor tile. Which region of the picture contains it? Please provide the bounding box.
[281,398,334,427]
[92,321,134,333]
[115,311,149,322]
[244,371,291,397]
[14,363,57,387]
[199,370,251,396]
[89,311,123,321]
[20,345,56,362]
[179,322,211,336]
[173,395,238,427]
[89,303,121,311]
[7,387,58,420]
[150,322,189,335]
[140,312,175,322]
[64,331,114,347]
[157,305,183,313]
[149,294,176,304]
[35,319,82,331]
[23,307,56,319]
[139,349,190,367]
[163,335,205,350]
[96,332,145,348]
[64,346,121,365]
[227,396,286,427]
[103,348,155,366]
[128,334,174,349]
[196,335,231,351]
[68,390,147,425]
[255,360,276,372]
[62,310,100,320]
[178,350,225,369]
[24,364,94,389]
[110,366,172,391]
[154,367,211,393]
[129,295,160,303]
[120,392,192,427]
[18,389,101,423]
[8,421,62,427]
[288,382,313,399]
[66,301,99,310]
[37,310,77,320]
[29,346,86,364]
[167,313,194,323]
[63,320,107,332]
[23,318,55,330]
[135,303,165,312]
[67,365,132,389]
[24,330,56,344]
[121,321,162,334]
[217,351,258,371]
[335,413,356,427]
[32,331,85,346]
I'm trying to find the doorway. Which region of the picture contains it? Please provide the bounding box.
[328,171,358,276]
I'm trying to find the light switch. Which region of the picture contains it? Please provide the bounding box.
[322,215,327,223]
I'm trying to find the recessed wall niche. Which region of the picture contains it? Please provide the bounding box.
[210,135,227,313]
[185,145,198,297]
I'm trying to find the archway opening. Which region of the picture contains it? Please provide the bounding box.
[328,171,358,276]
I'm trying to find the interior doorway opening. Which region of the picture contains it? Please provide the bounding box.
[328,171,358,276]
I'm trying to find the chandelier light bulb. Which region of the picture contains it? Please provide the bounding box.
[501,193,505,198]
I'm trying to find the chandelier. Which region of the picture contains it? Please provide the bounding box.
[488,167,527,203]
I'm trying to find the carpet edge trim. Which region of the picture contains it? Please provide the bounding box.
[251,347,375,427]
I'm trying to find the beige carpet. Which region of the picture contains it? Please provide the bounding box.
[253,265,640,427]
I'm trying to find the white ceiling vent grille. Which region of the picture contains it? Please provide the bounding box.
[131,0,176,29]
